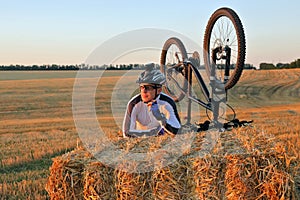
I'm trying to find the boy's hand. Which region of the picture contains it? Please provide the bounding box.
[150,102,166,122]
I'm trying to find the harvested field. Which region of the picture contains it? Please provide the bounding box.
[46,69,300,199]
[0,69,299,199]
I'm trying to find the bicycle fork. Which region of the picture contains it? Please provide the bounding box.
[210,46,231,128]
[186,63,192,125]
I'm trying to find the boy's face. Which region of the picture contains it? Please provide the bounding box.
[140,84,162,102]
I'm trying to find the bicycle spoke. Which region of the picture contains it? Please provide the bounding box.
[204,8,246,89]
[160,37,188,101]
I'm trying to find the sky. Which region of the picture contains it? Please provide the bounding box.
[0,0,299,68]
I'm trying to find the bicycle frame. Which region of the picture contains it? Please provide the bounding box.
[165,46,231,125]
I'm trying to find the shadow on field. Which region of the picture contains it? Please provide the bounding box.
[0,148,75,175]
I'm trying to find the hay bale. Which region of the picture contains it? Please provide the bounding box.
[114,161,153,200]
[46,127,300,200]
[225,155,248,199]
[83,162,116,199]
[45,148,93,199]
[152,159,197,200]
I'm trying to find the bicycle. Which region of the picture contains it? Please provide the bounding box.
[160,7,246,131]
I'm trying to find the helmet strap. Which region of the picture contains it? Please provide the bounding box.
[154,84,162,99]
[154,88,160,100]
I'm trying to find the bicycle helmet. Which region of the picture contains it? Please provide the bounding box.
[136,63,166,85]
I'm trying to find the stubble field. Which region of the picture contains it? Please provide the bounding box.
[0,69,299,199]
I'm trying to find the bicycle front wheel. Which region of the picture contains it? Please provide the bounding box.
[160,37,188,102]
[203,7,246,90]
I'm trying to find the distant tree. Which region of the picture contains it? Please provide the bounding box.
[276,63,289,69]
[296,59,300,68]
[259,63,276,70]
[290,61,297,68]
[244,64,256,70]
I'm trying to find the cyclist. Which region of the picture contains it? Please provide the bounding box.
[122,63,181,138]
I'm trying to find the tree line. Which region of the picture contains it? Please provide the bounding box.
[0,63,256,71]
[0,59,299,70]
[0,64,80,71]
[260,58,300,70]
[0,64,147,71]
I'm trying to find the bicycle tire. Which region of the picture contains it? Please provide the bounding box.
[160,37,188,102]
[203,7,246,90]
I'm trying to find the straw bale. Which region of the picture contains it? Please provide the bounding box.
[83,162,116,199]
[152,158,197,200]
[45,147,94,199]
[114,161,153,200]
[192,155,226,199]
[225,155,248,199]
[46,127,300,200]
[240,152,297,199]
